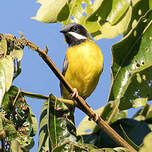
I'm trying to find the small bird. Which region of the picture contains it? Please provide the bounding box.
[60,23,103,112]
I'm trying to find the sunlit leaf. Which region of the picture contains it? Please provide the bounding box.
[32,0,68,23]
[77,102,127,135]
[124,0,150,35]
[106,0,130,25]
[0,56,14,92]
[0,34,7,57]
[139,132,152,152]
[108,10,152,109]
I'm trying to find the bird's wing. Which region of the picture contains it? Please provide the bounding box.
[60,56,68,96]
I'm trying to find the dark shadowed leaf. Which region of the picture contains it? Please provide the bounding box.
[83,118,150,149]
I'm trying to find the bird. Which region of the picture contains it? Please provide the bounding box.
[60,23,103,113]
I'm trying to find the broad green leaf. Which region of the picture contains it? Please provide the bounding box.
[38,94,83,152]
[149,0,152,9]
[77,102,127,135]
[83,119,150,148]
[90,147,130,152]
[139,132,152,152]
[92,6,132,39]
[48,94,82,151]
[32,0,68,23]
[3,119,17,140]
[11,48,23,61]
[108,10,152,109]
[2,86,19,112]
[28,107,38,137]
[2,86,36,151]
[106,0,130,25]
[0,34,7,57]
[133,104,152,130]
[124,0,150,35]
[38,99,51,152]
[33,0,134,39]
[10,140,23,152]
[0,56,14,92]
[0,64,5,106]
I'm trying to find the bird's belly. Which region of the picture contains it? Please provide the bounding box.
[65,53,102,98]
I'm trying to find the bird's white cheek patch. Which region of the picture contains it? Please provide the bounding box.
[68,31,87,40]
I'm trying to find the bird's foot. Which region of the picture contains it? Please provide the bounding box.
[70,88,79,98]
[88,109,99,122]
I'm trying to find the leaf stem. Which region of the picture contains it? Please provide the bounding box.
[21,90,49,100]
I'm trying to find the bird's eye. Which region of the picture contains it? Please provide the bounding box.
[72,26,78,32]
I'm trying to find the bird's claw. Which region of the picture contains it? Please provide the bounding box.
[88,111,99,122]
[71,88,79,98]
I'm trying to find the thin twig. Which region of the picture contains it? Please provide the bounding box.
[21,90,48,100]
[5,35,136,152]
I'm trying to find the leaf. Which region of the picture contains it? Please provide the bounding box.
[38,94,83,152]
[28,107,38,137]
[139,132,152,152]
[83,118,150,148]
[32,0,68,23]
[108,10,152,110]
[48,94,82,150]
[0,56,14,92]
[106,0,130,25]
[10,140,23,152]
[38,99,52,152]
[86,0,132,39]
[124,0,150,35]
[92,6,132,39]
[3,119,17,140]
[0,64,5,106]
[0,34,7,57]
[77,102,127,135]
[11,48,23,61]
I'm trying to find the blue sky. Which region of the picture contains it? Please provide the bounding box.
[0,0,122,151]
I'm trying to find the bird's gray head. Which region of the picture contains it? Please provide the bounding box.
[60,23,89,46]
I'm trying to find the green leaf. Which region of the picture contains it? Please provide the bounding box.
[3,119,17,140]
[150,0,152,9]
[0,64,5,106]
[91,6,132,39]
[77,102,127,135]
[48,94,82,150]
[124,0,150,35]
[106,0,130,25]
[139,132,152,152]
[108,10,152,109]
[83,119,150,148]
[0,56,14,92]
[0,34,7,57]
[28,107,38,137]
[38,99,52,152]
[38,94,83,152]
[32,0,68,23]
[10,140,23,152]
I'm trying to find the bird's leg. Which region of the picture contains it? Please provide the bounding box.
[71,88,79,98]
[88,109,99,122]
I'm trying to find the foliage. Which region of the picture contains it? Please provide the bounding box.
[0,0,152,151]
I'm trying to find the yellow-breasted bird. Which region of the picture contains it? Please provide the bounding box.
[60,23,103,112]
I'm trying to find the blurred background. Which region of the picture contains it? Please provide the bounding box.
[0,0,122,151]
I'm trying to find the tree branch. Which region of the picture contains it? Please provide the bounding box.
[6,35,136,152]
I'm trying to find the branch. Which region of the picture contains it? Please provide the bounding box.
[6,35,136,152]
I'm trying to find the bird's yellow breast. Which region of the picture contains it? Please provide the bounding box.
[62,39,103,99]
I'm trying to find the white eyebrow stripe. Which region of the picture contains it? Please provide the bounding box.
[68,31,87,40]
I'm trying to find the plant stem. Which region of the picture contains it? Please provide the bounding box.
[5,35,137,152]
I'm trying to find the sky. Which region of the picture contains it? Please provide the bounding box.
[0,0,122,151]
